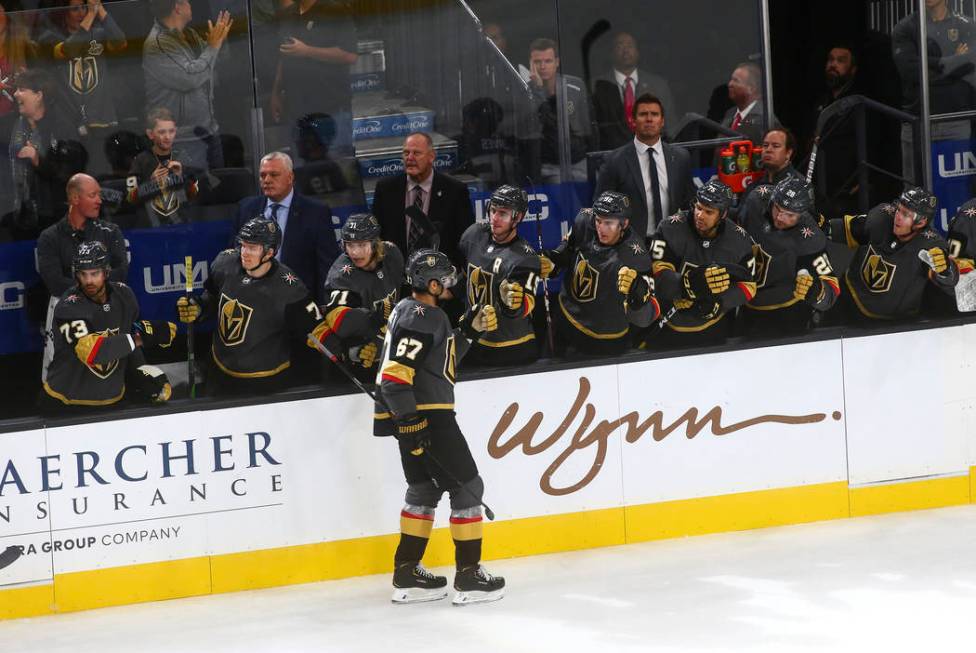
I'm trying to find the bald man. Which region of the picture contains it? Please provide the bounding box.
[37,173,128,381]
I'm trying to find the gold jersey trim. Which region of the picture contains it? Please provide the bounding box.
[665,312,726,333]
[211,348,290,378]
[43,382,124,406]
[843,215,859,249]
[373,404,455,420]
[843,274,913,320]
[476,332,536,348]
[746,297,802,311]
[381,361,416,385]
[558,294,628,340]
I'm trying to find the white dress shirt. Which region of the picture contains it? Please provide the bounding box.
[633,137,670,235]
[613,68,639,99]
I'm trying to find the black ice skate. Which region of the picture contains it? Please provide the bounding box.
[452,565,505,605]
[391,563,448,603]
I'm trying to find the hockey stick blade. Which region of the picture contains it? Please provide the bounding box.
[0,545,23,571]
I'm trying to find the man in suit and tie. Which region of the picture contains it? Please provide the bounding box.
[591,31,677,150]
[372,132,475,269]
[721,62,776,146]
[232,151,339,302]
[594,94,695,241]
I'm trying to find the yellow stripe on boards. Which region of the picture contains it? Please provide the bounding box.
[849,474,970,517]
[4,476,975,621]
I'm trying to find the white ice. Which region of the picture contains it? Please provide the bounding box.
[4,504,976,653]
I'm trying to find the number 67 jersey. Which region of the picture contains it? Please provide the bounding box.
[373,297,471,436]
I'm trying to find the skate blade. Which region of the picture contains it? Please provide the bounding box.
[452,588,505,606]
[391,587,448,604]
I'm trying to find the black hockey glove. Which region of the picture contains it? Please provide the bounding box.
[693,297,723,321]
[395,413,431,456]
[793,272,824,306]
[128,364,172,404]
[458,304,498,340]
[367,296,395,331]
[133,320,177,348]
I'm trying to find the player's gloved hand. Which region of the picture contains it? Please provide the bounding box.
[617,266,637,296]
[176,295,201,323]
[927,247,948,274]
[704,266,731,294]
[132,364,172,404]
[500,280,524,310]
[539,255,554,279]
[395,413,430,456]
[133,320,177,348]
[307,321,343,362]
[358,340,378,368]
[673,298,694,310]
[793,271,824,305]
[368,295,394,330]
[627,274,653,305]
[681,266,708,300]
[459,304,498,339]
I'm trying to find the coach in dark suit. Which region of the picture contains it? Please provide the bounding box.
[721,62,776,147]
[372,132,474,268]
[232,151,339,302]
[594,94,695,240]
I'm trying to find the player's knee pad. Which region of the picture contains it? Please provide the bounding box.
[405,480,441,508]
[448,475,484,511]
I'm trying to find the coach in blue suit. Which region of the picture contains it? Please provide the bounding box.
[232,151,339,301]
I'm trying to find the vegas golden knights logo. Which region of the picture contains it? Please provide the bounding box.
[153,186,180,217]
[572,254,600,303]
[860,245,896,293]
[467,264,494,306]
[218,294,254,346]
[752,244,772,288]
[69,57,99,94]
[87,328,120,379]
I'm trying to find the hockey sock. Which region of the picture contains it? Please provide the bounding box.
[395,504,434,565]
[450,507,483,570]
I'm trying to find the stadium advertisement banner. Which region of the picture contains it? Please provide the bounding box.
[351,109,435,142]
[932,138,976,233]
[0,339,887,580]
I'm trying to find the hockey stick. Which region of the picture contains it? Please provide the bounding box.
[0,545,22,571]
[806,95,862,184]
[306,334,496,521]
[526,178,556,355]
[185,255,196,399]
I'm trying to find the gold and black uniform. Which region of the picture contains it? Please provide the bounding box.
[948,198,976,275]
[549,210,659,354]
[830,203,959,319]
[44,282,142,406]
[202,249,326,388]
[740,186,839,333]
[322,242,404,375]
[650,211,757,334]
[459,223,541,364]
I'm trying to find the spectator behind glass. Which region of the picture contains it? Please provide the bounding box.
[127,107,200,227]
[892,0,976,184]
[271,0,357,157]
[591,32,676,150]
[0,1,33,221]
[722,62,773,146]
[143,0,232,171]
[38,0,126,177]
[6,69,86,239]
[528,37,595,183]
[293,111,349,197]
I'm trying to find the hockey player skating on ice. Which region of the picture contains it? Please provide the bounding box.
[40,241,176,413]
[458,184,543,365]
[546,190,660,356]
[176,217,337,395]
[374,248,505,605]
[321,213,404,379]
[738,177,839,335]
[648,180,757,346]
[829,187,959,320]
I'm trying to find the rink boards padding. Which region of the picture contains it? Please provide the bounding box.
[2,326,976,619]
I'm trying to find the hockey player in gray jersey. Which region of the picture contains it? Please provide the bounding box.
[459,185,543,365]
[829,187,959,320]
[374,248,505,605]
[648,180,757,346]
[322,214,404,380]
[176,217,335,396]
[947,198,976,275]
[739,177,839,335]
[546,190,660,356]
[41,241,176,413]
